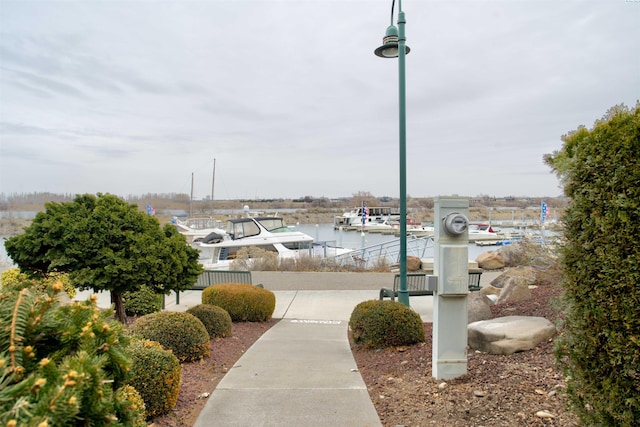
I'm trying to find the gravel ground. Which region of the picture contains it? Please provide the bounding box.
[351,282,579,426]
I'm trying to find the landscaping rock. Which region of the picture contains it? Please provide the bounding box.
[467,292,492,323]
[492,267,535,304]
[407,256,422,271]
[468,316,557,355]
[490,266,536,288]
[475,251,505,270]
[479,284,501,297]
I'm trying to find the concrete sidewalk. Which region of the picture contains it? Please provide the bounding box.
[191,289,432,427]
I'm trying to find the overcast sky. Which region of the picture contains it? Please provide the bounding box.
[1,0,638,201]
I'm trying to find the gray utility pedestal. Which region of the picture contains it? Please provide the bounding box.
[432,196,470,380]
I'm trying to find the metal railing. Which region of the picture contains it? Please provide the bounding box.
[334,235,434,269]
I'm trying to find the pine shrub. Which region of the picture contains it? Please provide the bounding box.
[122,285,163,316]
[548,104,640,425]
[0,283,143,425]
[129,311,210,362]
[202,283,275,322]
[187,304,232,338]
[349,300,425,348]
[126,339,181,418]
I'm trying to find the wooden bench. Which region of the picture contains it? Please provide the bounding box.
[379,269,483,300]
[166,270,257,307]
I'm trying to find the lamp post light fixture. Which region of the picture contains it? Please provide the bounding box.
[375,0,410,306]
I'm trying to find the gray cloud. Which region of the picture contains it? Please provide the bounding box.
[1,0,638,199]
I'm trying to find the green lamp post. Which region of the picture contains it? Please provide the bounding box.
[375,0,410,306]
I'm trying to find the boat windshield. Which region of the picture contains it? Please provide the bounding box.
[256,218,290,232]
[227,219,260,239]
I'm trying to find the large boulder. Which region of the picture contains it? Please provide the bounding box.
[497,243,527,266]
[468,316,557,355]
[475,251,505,270]
[491,266,535,304]
[467,292,492,323]
[407,256,422,272]
[490,266,536,288]
[495,278,532,304]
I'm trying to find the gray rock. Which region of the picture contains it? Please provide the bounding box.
[468,316,557,355]
[467,292,492,323]
[495,277,532,304]
[496,244,526,266]
[490,266,536,288]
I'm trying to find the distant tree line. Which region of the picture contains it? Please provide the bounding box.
[1,191,567,214]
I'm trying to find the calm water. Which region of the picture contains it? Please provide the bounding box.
[1,222,518,271]
[293,223,495,260]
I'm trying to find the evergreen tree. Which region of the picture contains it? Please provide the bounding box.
[545,103,640,425]
[4,193,202,322]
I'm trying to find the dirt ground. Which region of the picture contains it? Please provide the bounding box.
[148,282,578,427]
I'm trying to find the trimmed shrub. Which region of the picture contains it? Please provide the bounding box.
[127,339,181,418]
[0,267,76,298]
[547,103,640,425]
[129,311,210,362]
[187,304,233,338]
[123,285,163,316]
[0,282,142,425]
[349,300,425,348]
[202,283,275,322]
[114,384,147,426]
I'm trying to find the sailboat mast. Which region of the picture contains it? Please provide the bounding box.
[210,158,216,214]
[190,172,194,217]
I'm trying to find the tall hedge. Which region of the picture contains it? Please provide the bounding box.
[546,103,640,425]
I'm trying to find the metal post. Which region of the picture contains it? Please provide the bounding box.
[397,5,409,306]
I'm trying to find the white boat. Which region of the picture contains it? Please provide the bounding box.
[193,216,352,270]
[467,223,501,242]
[334,206,400,228]
[172,217,225,243]
[361,218,396,233]
[405,224,435,237]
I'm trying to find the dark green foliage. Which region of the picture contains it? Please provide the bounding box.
[123,285,163,316]
[202,283,275,322]
[4,193,203,322]
[129,311,210,362]
[187,304,233,338]
[349,300,425,348]
[547,103,640,425]
[0,283,144,425]
[126,339,181,419]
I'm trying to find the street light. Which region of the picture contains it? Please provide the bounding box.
[375,0,410,306]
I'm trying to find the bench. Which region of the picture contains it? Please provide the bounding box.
[379,269,483,300]
[165,270,257,307]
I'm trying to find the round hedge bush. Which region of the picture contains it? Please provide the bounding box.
[202,283,275,322]
[126,339,181,418]
[349,300,425,348]
[123,285,163,316]
[114,384,147,427]
[187,304,233,338]
[129,311,210,362]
